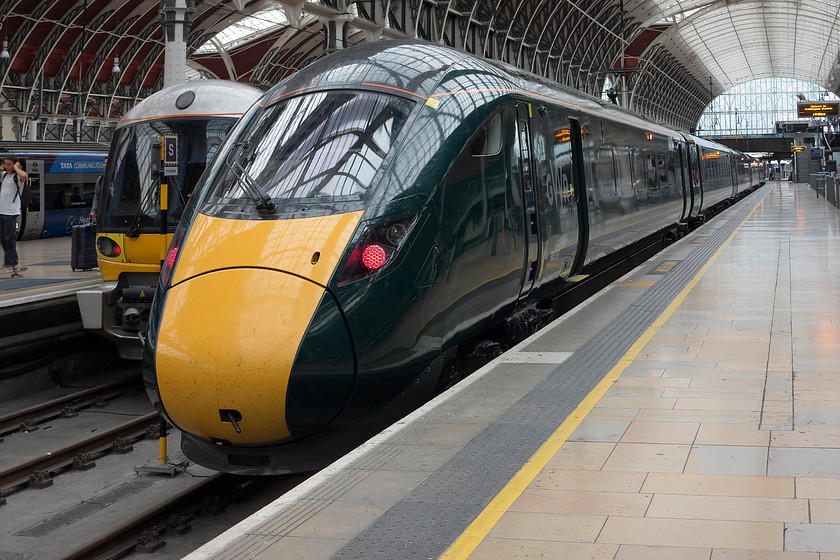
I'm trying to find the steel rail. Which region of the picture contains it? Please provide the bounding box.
[0,411,159,495]
[59,473,225,560]
[0,377,141,437]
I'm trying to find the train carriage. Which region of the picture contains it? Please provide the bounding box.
[0,142,107,240]
[142,40,760,474]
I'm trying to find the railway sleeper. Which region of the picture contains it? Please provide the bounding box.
[136,528,166,553]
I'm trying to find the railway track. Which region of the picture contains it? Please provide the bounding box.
[0,410,159,497]
[60,472,225,560]
[0,377,142,439]
[0,361,309,560]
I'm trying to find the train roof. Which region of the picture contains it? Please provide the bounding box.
[117,80,263,128]
[264,40,683,141]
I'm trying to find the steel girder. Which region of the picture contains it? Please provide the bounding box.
[0,0,733,142]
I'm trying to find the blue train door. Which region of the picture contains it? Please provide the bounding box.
[515,102,540,297]
[18,159,43,241]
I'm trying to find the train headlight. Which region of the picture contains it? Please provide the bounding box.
[337,214,418,286]
[96,236,122,258]
[385,223,408,245]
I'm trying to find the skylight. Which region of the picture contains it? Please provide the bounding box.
[194,8,288,54]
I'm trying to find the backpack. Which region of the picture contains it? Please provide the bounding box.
[3,171,31,209]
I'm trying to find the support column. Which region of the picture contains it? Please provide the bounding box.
[159,0,196,88]
[320,14,353,54]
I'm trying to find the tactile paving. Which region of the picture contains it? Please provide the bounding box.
[330,188,768,559]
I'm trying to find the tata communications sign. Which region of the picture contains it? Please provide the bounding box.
[797,102,840,118]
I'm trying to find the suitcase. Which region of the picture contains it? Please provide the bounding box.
[71,224,98,271]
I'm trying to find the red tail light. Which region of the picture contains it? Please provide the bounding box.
[361,244,387,270]
[160,246,179,287]
[337,214,418,286]
[159,222,189,288]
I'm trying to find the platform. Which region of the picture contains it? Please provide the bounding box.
[181,179,840,560]
[0,236,101,309]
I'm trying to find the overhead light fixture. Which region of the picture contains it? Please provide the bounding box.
[0,40,9,60]
[112,57,121,76]
[796,93,807,101]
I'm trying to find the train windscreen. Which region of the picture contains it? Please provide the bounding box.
[102,118,237,232]
[201,91,413,217]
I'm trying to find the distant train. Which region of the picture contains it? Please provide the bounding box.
[142,40,762,474]
[77,80,262,359]
[0,142,107,240]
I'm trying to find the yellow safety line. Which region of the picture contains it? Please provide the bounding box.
[440,186,774,559]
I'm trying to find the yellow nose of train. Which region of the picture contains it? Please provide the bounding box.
[153,211,363,444]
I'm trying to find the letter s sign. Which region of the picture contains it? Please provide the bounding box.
[163,135,178,166]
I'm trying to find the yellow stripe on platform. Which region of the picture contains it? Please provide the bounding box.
[440,186,773,559]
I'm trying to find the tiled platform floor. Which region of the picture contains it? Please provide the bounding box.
[0,236,100,307]
[467,181,840,559]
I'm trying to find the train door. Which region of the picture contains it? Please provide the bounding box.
[729,156,738,197]
[567,118,589,274]
[532,112,581,288]
[514,102,540,296]
[689,144,702,216]
[18,159,44,241]
[677,143,688,223]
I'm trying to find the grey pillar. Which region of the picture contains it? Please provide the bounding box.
[160,0,196,88]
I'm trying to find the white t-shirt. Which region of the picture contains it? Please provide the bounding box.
[0,172,21,216]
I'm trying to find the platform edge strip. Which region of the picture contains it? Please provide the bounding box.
[439,187,771,560]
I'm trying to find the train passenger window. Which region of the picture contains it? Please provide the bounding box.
[470,113,503,157]
[614,148,632,197]
[518,120,531,163]
[596,148,616,193]
[646,155,658,195]
[654,156,664,191]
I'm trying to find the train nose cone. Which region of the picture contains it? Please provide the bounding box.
[154,268,354,444]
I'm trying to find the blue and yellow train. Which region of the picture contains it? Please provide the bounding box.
[0,142,107,240]
[77,80,262,359]
[142,40,762,474]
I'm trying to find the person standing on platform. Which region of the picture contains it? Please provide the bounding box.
[90,157,107,222]
[0,155,28,274]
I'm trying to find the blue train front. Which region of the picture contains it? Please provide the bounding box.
[143,40,756,474]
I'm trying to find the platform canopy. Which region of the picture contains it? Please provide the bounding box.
[0,0,838,142]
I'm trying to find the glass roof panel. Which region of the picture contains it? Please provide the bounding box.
[195,8,288,54]
[627,0,840,93]
[696,77,840,135]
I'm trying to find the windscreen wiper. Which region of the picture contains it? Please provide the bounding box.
[126,180,161,239]
[225,155,276,215]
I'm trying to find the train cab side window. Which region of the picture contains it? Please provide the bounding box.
[470,113,503,157]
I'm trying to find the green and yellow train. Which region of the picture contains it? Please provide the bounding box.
[142,40,762,474]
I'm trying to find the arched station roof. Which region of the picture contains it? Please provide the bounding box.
[1,0,838,142]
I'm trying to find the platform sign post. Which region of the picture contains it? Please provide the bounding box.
[160,135,177,266]
[163,135,178,175]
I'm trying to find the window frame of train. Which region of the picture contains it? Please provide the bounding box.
[17,153,104,240]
